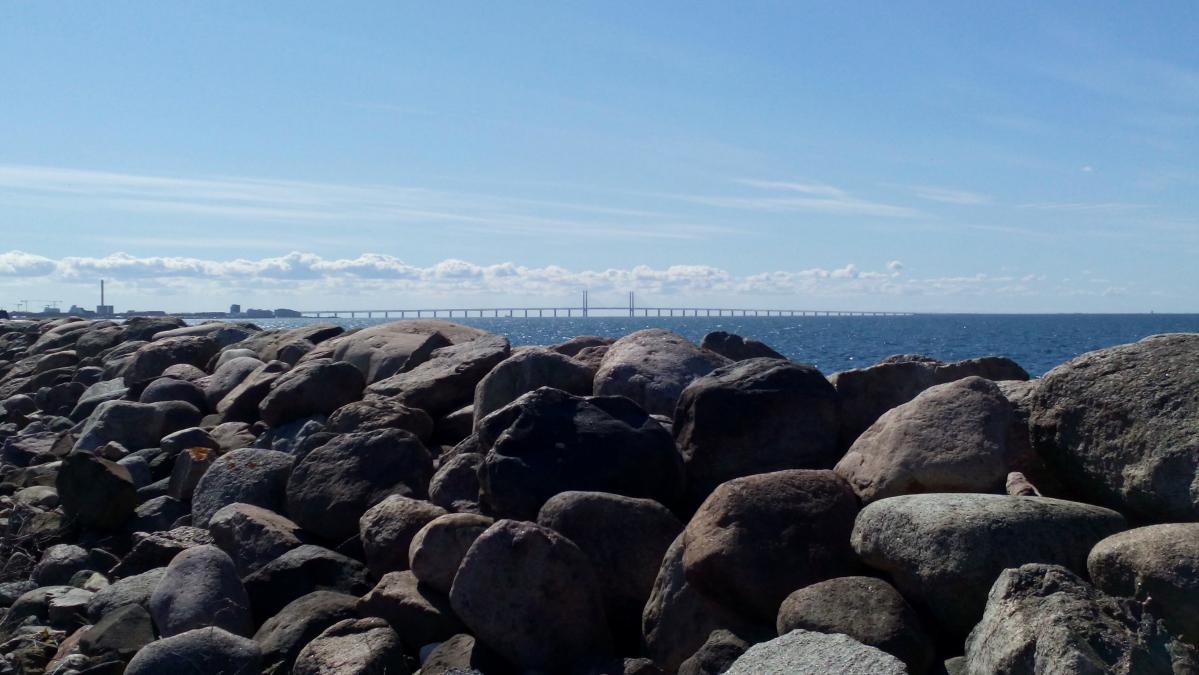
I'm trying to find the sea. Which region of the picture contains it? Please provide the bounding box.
[233,314,1199,377]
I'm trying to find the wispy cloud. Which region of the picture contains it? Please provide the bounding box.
[0,164,733,241]
[1016,201,1150,212]
[909,185,993,205]
[671,178,921,218]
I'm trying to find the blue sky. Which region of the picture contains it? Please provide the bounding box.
[1,2,1196,312]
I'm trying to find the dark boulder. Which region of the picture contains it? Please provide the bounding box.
[358,494,447,577]
[326,397,434,442]
[190,447,293,528]
[476,387,684,520]
[258,358,365,427]
[56,452,138,530]
[594,329,731,417]
[253,590,359,674]
[123,336,218,384]
[472,348,594,428]
[365,335,511,418]
[209,503,308,578]
[137,376,206,411]
[699,331,785,361]
[357,570,464,650]
[242,545,371,625]
[408,513,493,595]
[148,544,252,637]
[73,400,164,452]
[124,627,261,675]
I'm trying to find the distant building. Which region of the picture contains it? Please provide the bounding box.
[230,304,242,316]
[67,305,96,317]
[274,308,302,318]
[96,304,114,316]
[243,308,273,318]
[42,306,62,315]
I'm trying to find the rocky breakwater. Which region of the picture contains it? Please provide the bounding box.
[0,316,1197,674]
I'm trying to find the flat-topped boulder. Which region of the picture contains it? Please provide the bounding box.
[594,329,731,416]
[365,334,510,417]
[472,347,595,428]
[1031,333,1199,521]
[327,319,488,383]
[851,493,1127,636]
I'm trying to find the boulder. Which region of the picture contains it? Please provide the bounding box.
[834,376,1017,504]
[831,354,1029,449]
[776,576,934,674]
[537,491,683,651]
[594,329,731,416]
[366,335,511,418]
[420,633,511,675]
[253,591,360,674]
[699,331,785,361]
[123,335,218,384]
[472,348,594,427]
[326,397,435,441]
[964,564,1199,674]
[408,513,493,595]
[68,379,128,422]
[204,356,264,409]
[674,358,840,507]
[242,545,371,624]
[548,335,614,357]
[73,400,164,452]
[152,321,258,348]
[113,527,215,577]
[330,320,484,383]
[167,445,216,502]
[78,602,155,661]
[215,359,289,423]
[476,387,684,520]
[292,617,410,675]
[677,629,750,675]
[230,323,344,363]
[129,495,187,533]
[851,493,1127,636]
[190,447,293,528]
[433,404,475,446]
[449,519,612,671]
[86,568,167,621]
[286,428,434,542]
[125,627,262,675]
[1031,333,1199,521]
[32,544,90,586]
[359,494,447,577]
[726,629,907,675]
[357,570,464,650]
[1087,523,1199,646]
[258,358,365,427]
[56,452,138,530]
[208,503,308,577]
[428,451,484,513]
[209,420,258,452]
[121,317,186,341]
[138,376,206,411]
[682,470,860,622]
[148,545,252,637]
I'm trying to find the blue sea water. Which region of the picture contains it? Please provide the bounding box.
[240,314,1199,377]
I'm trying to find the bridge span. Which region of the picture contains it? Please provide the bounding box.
[298,306,914,319]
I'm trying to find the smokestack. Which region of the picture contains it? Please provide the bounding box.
[101,279,105,307]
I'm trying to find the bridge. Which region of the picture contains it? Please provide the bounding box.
[297,292,913,319]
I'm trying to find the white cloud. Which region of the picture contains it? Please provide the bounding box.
[674,179,921,218]
[0,251,57,276]
[910,185,993,205]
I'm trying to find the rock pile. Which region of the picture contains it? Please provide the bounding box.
[1,317,1197,674]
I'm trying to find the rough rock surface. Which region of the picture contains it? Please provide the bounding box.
[357,570,464,650]
[408,513,493,595]
[594,329,732,416]
[776,576,934,674]
[699,331,786,361]
[253,591,361,675]
[286,428,434,542]
[358,494,447,577]
[964,564,1199,674]
[73,400,164,452]
[472,347,595,427]
[449,519,611,671]
[1031,333,1199,521]
[727,629,908,675]
[208,502,308,577]
[329,320,485,383]
[1087,523,1199,647]
[292,617,410,675]
[674,358,840,507]
[851,493,1127,636]
[682,470,860,622]
[476,387,684,520]
[834,376,1017,503]
[326,397,434,441]
[190,447,294,528]
[124,627,262,675]
[677,629,750,675]
[365,335,511,418]
[148,544,252,638]
[242,545,371,624]
[259,358,365,427]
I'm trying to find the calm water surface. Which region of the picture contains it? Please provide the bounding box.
[236,314,1199,377]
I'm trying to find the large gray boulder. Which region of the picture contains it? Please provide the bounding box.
[152,321,259,347]
[286,428,434,542]
[674,358,839,508]
[215,359,289,423]
[475,387,684,520]
[1088,523,1199,647]
[125,627,262,675]
[358,494,447,577]
[292,617,410,675]
[326,397,434,441]
[74,400,165,452]
[204,355,264,409]
[831,354,1028,449]
[329,320,485,383]
[594,329,731,416]
[851,493,1127,636]
[965,564,1199,674]
[683,470,860,622]
[190,447,294,528]
[726,629,908,675]
[537,491,683,651]
[253,591,362,674]
[123,335,219,383]
[86,568,167,621]
[209,503,308,578]
[776,576,934,674]
[258,358,365,427]
[366,334,511,418]
[834,376,1016,504]
[229,322,344,364]
[449,519,612,671]
[1031,333,1199,521]
[148,545,252,638]
[408,513,493,595]
[472,347,595,427]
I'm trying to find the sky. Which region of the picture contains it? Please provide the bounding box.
[1,2,1197,313]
